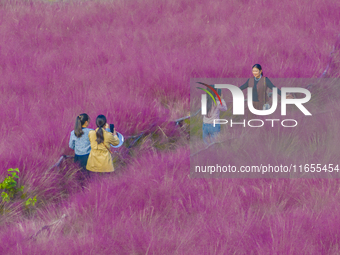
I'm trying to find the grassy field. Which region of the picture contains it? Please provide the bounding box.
[1,0,340,253]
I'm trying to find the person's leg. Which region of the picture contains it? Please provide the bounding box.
[82,154,91,179]
[76,154,93,190]
[74,154,80,164]
[79,154,89,169]
[77,154,91,179]
[210,124,221,143]
[75,155,86,189]
[74,155,86,176]
[207,123,218,144]
[202,123,210,145]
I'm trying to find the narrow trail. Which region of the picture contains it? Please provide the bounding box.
[50,115,192,172]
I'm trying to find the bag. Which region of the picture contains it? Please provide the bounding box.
[103,143,113,155]
[263,77,270,110]
[263,103,270,110]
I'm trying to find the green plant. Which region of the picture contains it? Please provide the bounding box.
[0,168,38,216]
[0,168,24,202]
[25,196,37,206]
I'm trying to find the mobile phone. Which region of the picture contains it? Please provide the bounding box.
[110,124,114,133]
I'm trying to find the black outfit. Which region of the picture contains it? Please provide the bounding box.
[239,77,281,101]
[74,153,91,179]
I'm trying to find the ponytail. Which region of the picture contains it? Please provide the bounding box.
[74,113,89,138]
[95,115,107,144]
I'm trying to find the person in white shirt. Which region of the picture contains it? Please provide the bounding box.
[69,113,93,178]
[202,86,227,144]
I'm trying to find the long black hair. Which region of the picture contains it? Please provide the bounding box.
[252,64,263,76]
[95,115,107,144]
[206,85,221,117]
[74,113,89,138]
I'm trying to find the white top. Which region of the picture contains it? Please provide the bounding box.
[203,99,227,124]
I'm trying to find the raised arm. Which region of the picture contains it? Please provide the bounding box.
[239,79,249,90]
[107,131,120,146]
[266,77,281,96]
[217,99,228,111]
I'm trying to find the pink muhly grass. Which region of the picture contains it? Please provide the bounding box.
[0,0,340,253]
[2,147,340,254]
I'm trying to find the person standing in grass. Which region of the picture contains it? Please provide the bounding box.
[69,113,93,179]
[239,64,294,117]
[203,86,228,145]
[86,115,120,174]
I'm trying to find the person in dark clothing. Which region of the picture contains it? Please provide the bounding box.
[239,64,293,115]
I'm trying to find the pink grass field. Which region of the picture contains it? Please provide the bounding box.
[1,0,340,253]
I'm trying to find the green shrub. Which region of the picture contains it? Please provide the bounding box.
[0,168,37,213]
[0,168,24,202]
